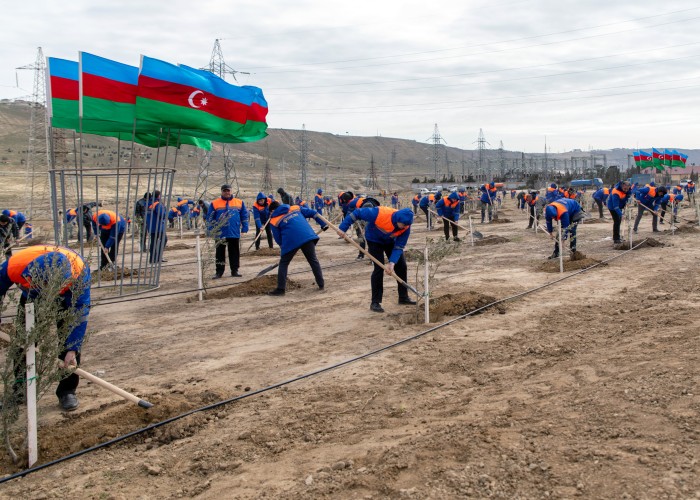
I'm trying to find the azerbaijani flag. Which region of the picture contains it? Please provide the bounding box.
[671,150,685,168]
[663,149,673,167]
[633,150,642,167]
[652,148,665,171]
[136,55,268,143]
[638,150,654,168]
[679,151,688,168]
[80,52,211,150]
[46,57,80,130]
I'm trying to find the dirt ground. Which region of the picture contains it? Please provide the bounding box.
[0,202,698,499]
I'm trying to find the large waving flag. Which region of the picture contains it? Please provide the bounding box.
[663,148,673,167]
[633,150,641,167]
[136,56,268,143]
[679,151,688,168]
[671,150,684,168]
[652,148,665,171]
[638,150,653,168]
[80,52,211,150]
[46,57,80,130]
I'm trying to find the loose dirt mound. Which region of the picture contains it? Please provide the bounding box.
[669,224,698,234]
[92,267,139,281]
[0,390,224,475]
[490,218,512,223]
[167,243,191,250]
[537,252,605,272]
[197,276,302,301]
[581,217,607,224]
[242,247,280,257]
[614,238,665,250]
[397,290,503,324]
[474,235,509,246]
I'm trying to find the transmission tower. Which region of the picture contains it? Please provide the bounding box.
[16,47,50,219]
[474,128,489,183]
[299,124,310,202]
[261,157,273,193]
[193,39,247,200]
[367,154,379,191]
[498,140,505,180]
[427,124,446,182]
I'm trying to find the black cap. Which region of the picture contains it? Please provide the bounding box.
[221,184,232,191]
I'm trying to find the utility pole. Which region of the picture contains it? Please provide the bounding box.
[299,124,310,201]
[474,129,489,183]
[262,157,272,193]
[498,140,505,180]
[17,47,50,219]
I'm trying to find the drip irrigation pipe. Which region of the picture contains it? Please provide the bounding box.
[0,260,365,319]
[0,239,648,484]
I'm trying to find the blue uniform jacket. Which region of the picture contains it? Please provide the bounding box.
[145,199,167,233]
[592,188,609,203]
[269,205,325,255]
[635,186,662,208]
[176,198,195,216]
[314,190,324,212]
[252,192,271,229]
[207,197,249,239]
[435,193,461,220]
[3,210,26,226]
[339,207,412,264]
[545,198,582,235]
[0,252,90,351]
[93,215,126,249]
[479,185,497,204]
[607,183,630,217]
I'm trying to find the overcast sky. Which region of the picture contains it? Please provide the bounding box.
[2,0,699,153]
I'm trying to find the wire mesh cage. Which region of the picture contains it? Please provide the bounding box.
[48,167,176,297]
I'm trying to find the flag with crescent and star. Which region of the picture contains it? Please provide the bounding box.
[79,52,211,150]
[638,150,653,168]
[135,55,268,143]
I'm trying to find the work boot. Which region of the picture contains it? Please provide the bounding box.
[267,288,285,296]
[356,253,364,260]
[370,302,384,313]
[547,252,560,260]
[453,237,461,242]
[231,271,242,277]
[398,297,417,305]
[211,273,223,280]
[59,393,79,412]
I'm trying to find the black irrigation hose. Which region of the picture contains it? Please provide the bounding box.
[0,239,648,484]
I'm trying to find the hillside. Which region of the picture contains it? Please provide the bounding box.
[2,100,699,204]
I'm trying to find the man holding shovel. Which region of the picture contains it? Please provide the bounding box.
[252,192,274,250]
[92,210,126,269]
[266,201,327,296]
[435,192,461,241]
[338,207,416,313]
[0,245,90,411]
[544,198,585,259]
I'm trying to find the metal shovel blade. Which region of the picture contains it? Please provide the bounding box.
[256,262,279,277]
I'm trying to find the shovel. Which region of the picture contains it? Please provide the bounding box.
[428,208,483,239]
[246,218,271,252]
[256,225,326,278]
[316,214,423,298]
[0,330,153,409]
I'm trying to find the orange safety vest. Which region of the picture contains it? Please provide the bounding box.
[177,199,190,208]
[442,196,459,209]
[67,208,77,217]
[646,186,657,197]
[148,200,160,211]
[612,188,627,200]
[549,202,567,220]
[526,195,538,206]
[269,205,301,227]
[374,207,409,237]
[413,195,420,202]
[254,197,272,211]
[7,210,17,217]
[668,193,677,203]
[7,246,85,292]
[211,197,243,211]
[603,188,610,195]
[92,209,119,229]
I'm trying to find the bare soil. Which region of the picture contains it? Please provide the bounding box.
[474,235,510,246]
[614,238,665,250]
[241,247,280,258]
[1,199,698,500]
